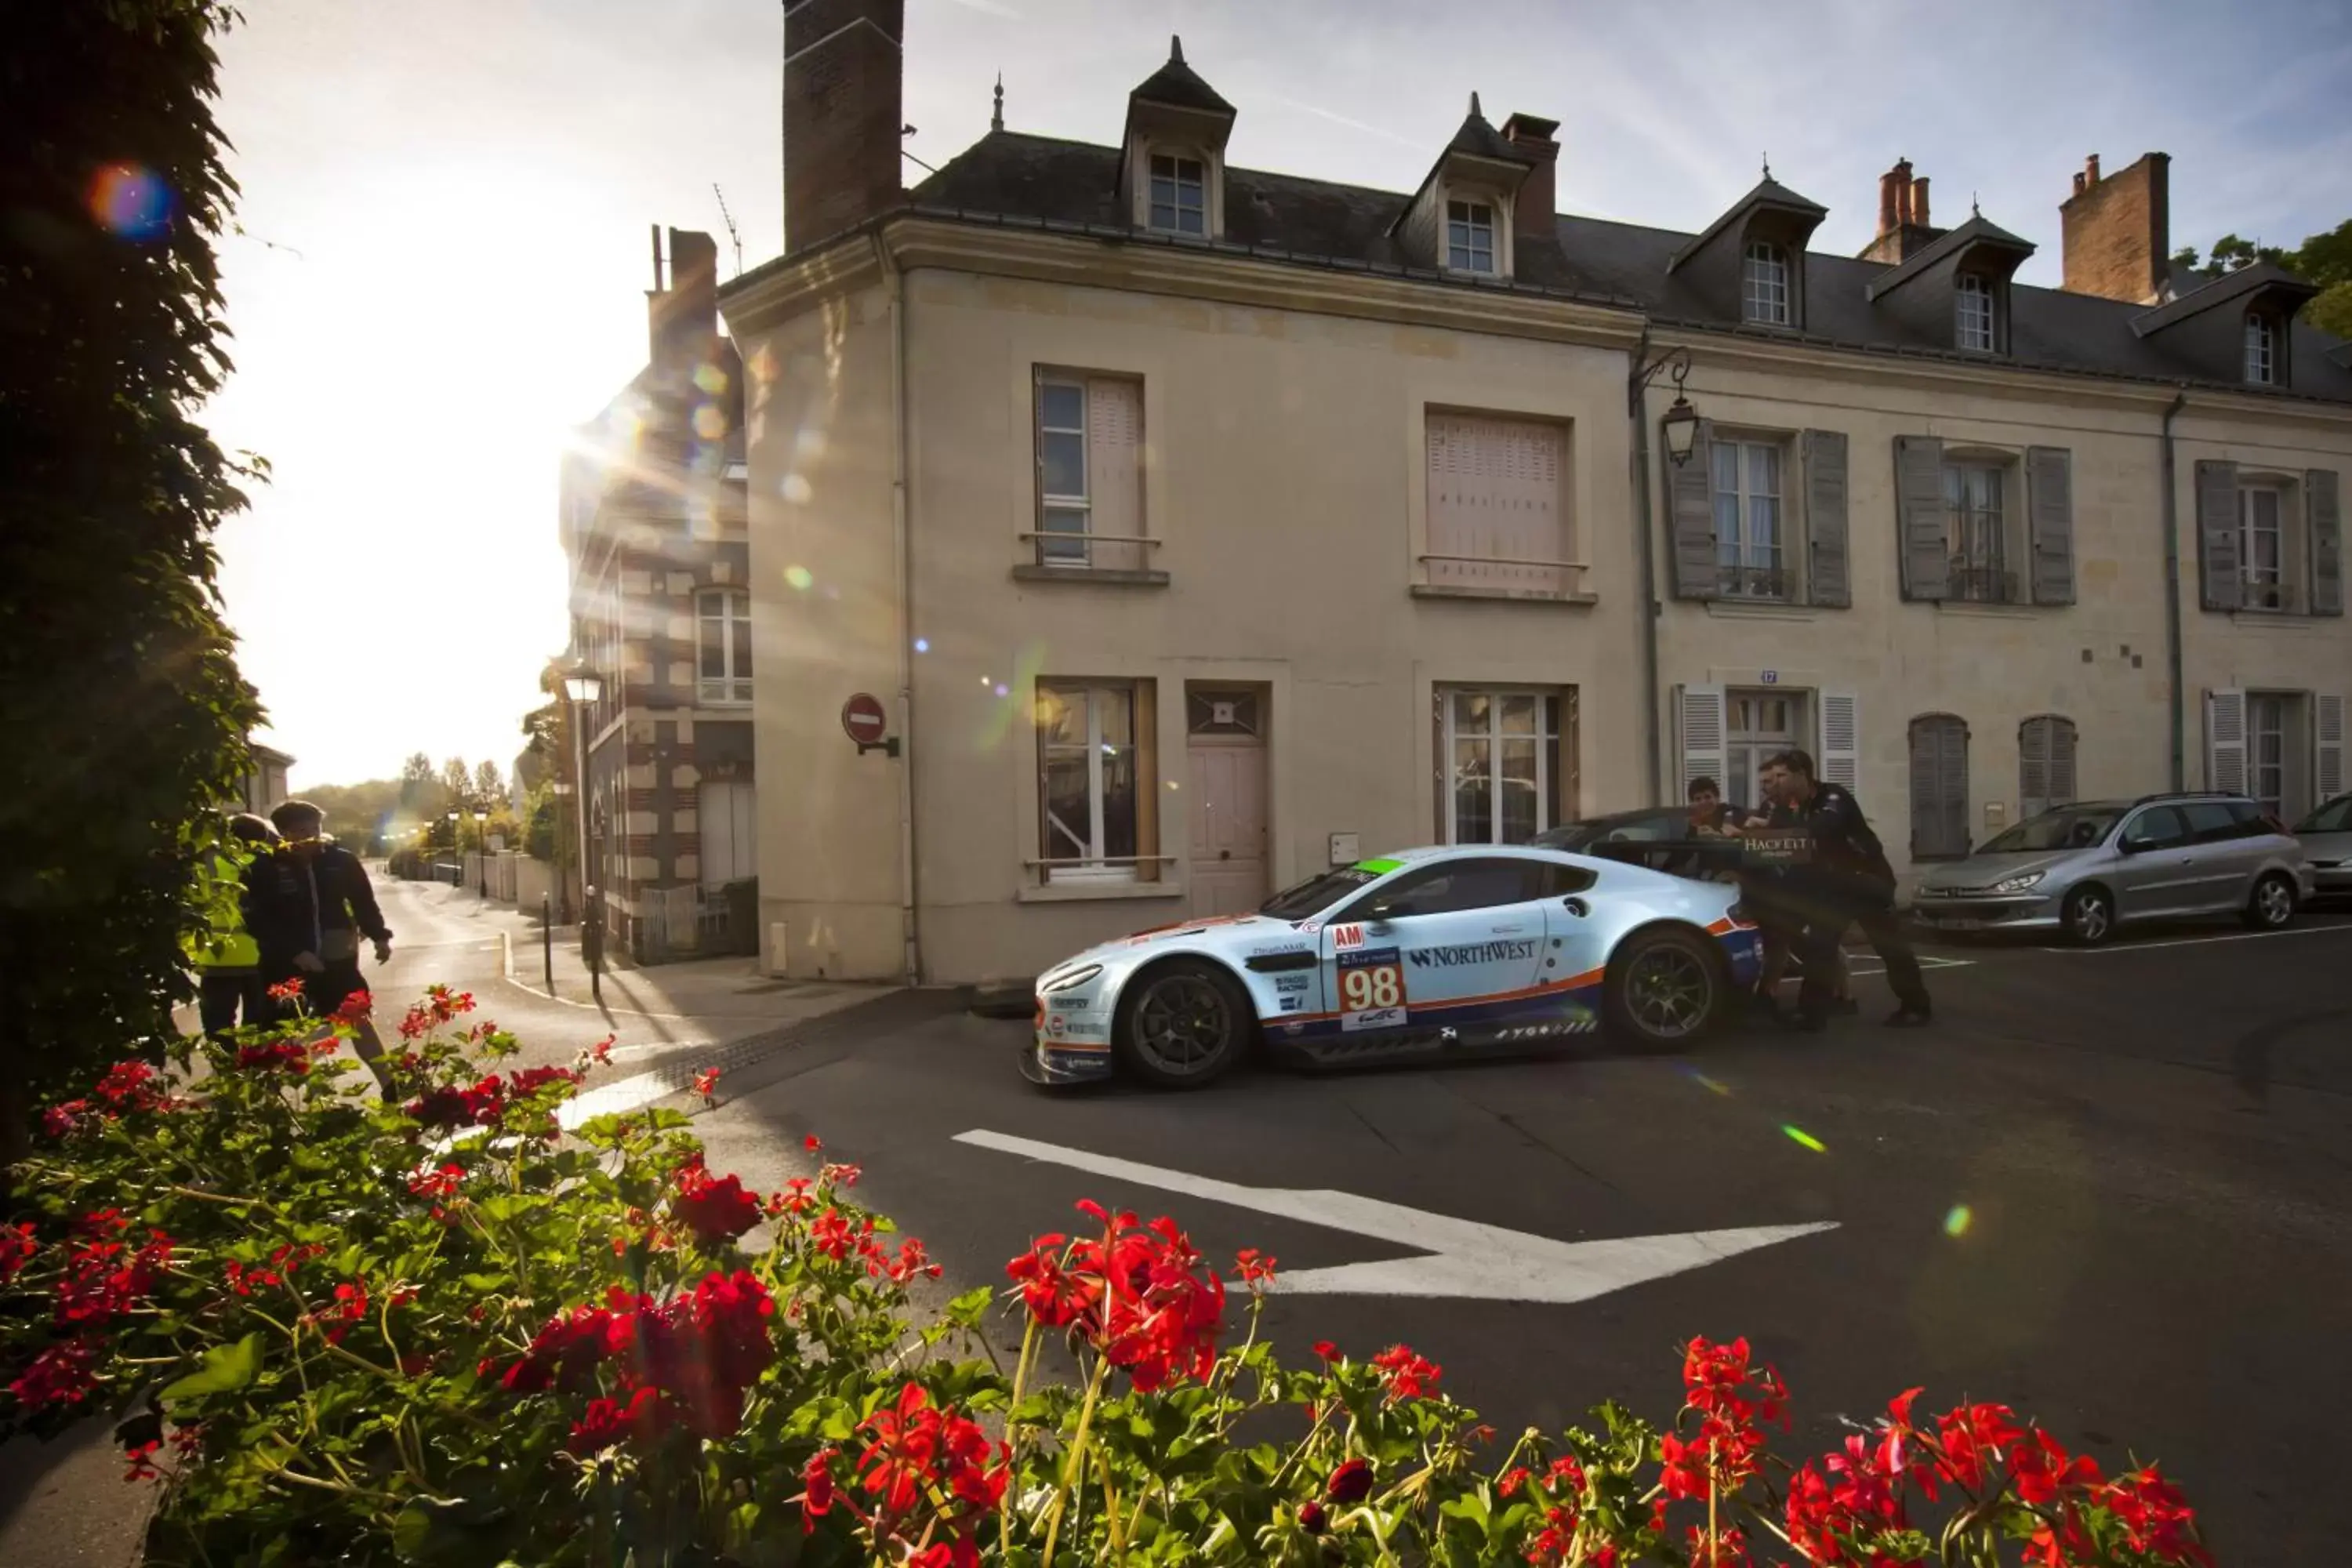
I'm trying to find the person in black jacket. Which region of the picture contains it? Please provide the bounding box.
[1766,750,1932,1030]
[253,799,394,1079]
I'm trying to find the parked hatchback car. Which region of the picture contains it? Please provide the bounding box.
[2295,793,2352,901]
[1910,793,2313,944]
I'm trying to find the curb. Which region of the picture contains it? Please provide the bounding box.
[964,978,1034,1020]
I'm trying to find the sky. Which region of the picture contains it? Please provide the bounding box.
[209,0,2352,788]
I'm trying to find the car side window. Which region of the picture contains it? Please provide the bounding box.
[2179,803,2242,845]
[1530,862,1599,898]
[2305,798,2352,833]
[1341,858,1541,922]
[2121,807,2188,851]
[2220,800,2275,837]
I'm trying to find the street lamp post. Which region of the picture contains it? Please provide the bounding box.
[561,662,605,1000]
[473,806,490,898]
[444,809,459,887]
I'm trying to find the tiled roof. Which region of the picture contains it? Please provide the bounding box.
[1129,40,1233,117]
[908,131,2352,402]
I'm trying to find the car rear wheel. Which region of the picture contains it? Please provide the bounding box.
[2245,872,2298,931]
[1604,927,1721,1049]
[2061,884,2115,946]
[1115,959,1251,1089]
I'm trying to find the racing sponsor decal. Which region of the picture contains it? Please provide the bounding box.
[1249,942,1313,957]
[1337,945,1406,1032]
[1045,1014,1068,1039]
[1353,858,1405,875]
[1331,924,1367,951]
[1296,921,1322,935]
[1278,995,1304,1013]
[1272,972,1312,996]
[1407,938,1539,970]
[1492,1017,1598,1042]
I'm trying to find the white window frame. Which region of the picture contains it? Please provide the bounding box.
[1440,688,1566,845]
[1741,241,1791,325]
[1148,152,1207,236]
[695,587,750,705]
[1955,274,1995,352]
[2245,313,2275,386]
[1035,376,1091,566]
[1446,200,1496,274]
[1944,459,2012,603]
[2249,693,2287,819]
[1036,680,1152,884]
[1710,437,1786,598]
[1726,690,1802,811]
[2239,484,2285,608]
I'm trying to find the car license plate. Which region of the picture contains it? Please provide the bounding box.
[1926,915,1982,931]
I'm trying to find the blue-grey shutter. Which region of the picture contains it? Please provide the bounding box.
[2026,446,2075,605]
[1894,435,1947,601]
[2310,468,2343,616]
[1908,714,1969,858]
[2196,459,2240,612]
[2019,717,2051,820]
[1667,419,1718,598]
[1803,429,1849,608]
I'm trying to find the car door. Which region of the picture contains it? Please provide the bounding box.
[1537,861,1611,995]
[2110,805,2195,919]
[2176,801,2263,912]
[1319,858,1549,1036]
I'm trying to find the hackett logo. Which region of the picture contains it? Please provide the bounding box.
[1407,938,1539,969]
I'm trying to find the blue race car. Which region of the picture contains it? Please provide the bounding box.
[1025,844,1762,1088]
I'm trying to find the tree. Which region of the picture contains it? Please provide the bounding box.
[0,1,262,1166]
[439,756,471,805]
[397,750,436,809]
[299,779,404,854]
[473,759,505,805]
[2176,217,2352,342]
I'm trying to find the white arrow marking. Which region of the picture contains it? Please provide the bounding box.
[954,1129,1836,1305]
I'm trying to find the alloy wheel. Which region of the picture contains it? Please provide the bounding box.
[2072,891,2111,942]
[2256,877,2295,927]
[1131,974,1233,1076]
[1624,944,1713,1040]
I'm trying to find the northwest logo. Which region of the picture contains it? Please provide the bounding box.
[1407,938,1539,968]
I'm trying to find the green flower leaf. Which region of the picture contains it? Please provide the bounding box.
[158,1332,262,1407]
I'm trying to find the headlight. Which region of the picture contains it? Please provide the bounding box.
[1990,871,2045,895]
[1040,964,1102,993]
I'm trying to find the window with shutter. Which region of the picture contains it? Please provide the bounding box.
[1439,688,1570,844]
[1677,685,1728,803]
[697,780,758,887]
[2316,694,2345,804]
[1423,413,1575,595]
[1033,372,1145,570]
[1802,430,1849,608]
[2205,689,2248,797]
[2027,446,2076,605]
[2195,460,2241,612]
[1907,713,1970,859]
[1667,419,1719,597]
[1894,436,1949,601]
[2310,469,2343,616]
[2019,716,2078,820]
[1819,692,1860,791]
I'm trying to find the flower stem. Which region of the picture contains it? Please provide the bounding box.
[998,1315,1041,1555]
[1040,1353,1109,1567]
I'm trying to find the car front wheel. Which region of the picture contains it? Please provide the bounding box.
[2245,872,2298,931]
[1115,959,1251,1089]
[2061,885,2115,946]
[1604,927,1721,1049]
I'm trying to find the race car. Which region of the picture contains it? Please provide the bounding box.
[1024,844,1763,1088]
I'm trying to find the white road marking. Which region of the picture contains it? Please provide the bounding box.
[1847,954,1975,978]
[559,1069,689,1128]
[954,1130,1836,1304]
[2036,924,2352,955]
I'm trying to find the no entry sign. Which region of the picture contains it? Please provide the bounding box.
[840,692,889,749]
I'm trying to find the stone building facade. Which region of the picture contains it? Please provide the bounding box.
[561,227,758,962]
[719,2,2350,985]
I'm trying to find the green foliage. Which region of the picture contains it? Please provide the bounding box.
[0,1001,2216,1567]
[0,0,263,1148]
[299,779,404,854]
[523,785,562,863]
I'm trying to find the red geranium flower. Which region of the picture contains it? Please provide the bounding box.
[1312,1339,1340,1362]
[853,1383,1007,1532]
[510,1065,582,1098]
[236,1040,310,1075]
[1298,1501,1327,1533]
[93,1060,167,1113]
[1235,1247,1276,1289]
[124,1438,164,1483]
[2097,1465,2211,1566]
[670,1159,764,1245]
[330,989,374,1026]
[7,1338,98,1412]
[1370,1343,1441,1402]
[41,1099,91,1138]
[0,1222,34,1284]
[800,1446,842,1528]
[267,977,305,1004]
[1326,1457,1374,1504]
[567,1386,678,1456]
[694,1066,721,1102]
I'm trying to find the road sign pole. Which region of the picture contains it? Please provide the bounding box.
[541,893,554,996]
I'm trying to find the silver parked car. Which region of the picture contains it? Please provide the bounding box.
[1910,793,2314,945]
[2296,793,2352,901]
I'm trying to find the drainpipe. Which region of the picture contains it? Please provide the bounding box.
[1627,327,1664,804]
[2159,387,2189,790]
[873,232,921,984]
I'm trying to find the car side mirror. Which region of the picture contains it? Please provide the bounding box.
[2118,837,2149,855]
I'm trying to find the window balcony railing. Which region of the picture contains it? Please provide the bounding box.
[2239,580,2299,614]
[1947,561,2018,604]
[1718,563,1790,600]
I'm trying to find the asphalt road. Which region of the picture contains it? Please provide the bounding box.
[707,909,2352,1566]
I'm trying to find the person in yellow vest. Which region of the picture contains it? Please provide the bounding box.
[195,812,281,1036]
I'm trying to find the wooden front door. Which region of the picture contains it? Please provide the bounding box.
[1185,686,1269,918]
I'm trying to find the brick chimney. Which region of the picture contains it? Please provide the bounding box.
[648,227,718,371]
[2060,151,2168,303]
[1860,158,1938,264]
[783,0,905,255]
[1500,113,1560,241]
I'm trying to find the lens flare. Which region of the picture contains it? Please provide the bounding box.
[691,403,729,441]
[995,683,1011,698]
[1682,1068,1732,1096]
[1944,1204,1973,1237]
[913,637,930,654]
[782,474,813,504]
[88,163,173,240]
[1780,1124,1826,1153]
[692,362,730,395]
[784,565,814,591]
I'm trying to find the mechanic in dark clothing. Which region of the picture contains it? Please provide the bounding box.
[1766,749,1932,1030]
[251,799,394,1080]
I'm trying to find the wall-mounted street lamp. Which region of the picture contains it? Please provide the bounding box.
[1657,354,1701,468]
[473,805,491,898]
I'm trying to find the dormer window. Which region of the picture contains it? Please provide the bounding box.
[1742,241,1791,325]
[1148,153,1207,236]
[2245,313,2276,385]
[1446,200,1496,274]
[1955,274,1996,353]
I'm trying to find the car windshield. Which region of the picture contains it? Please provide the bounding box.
[1258,865,1382,921]
[2296,796,2352,833]
[1976,806,2121,855]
